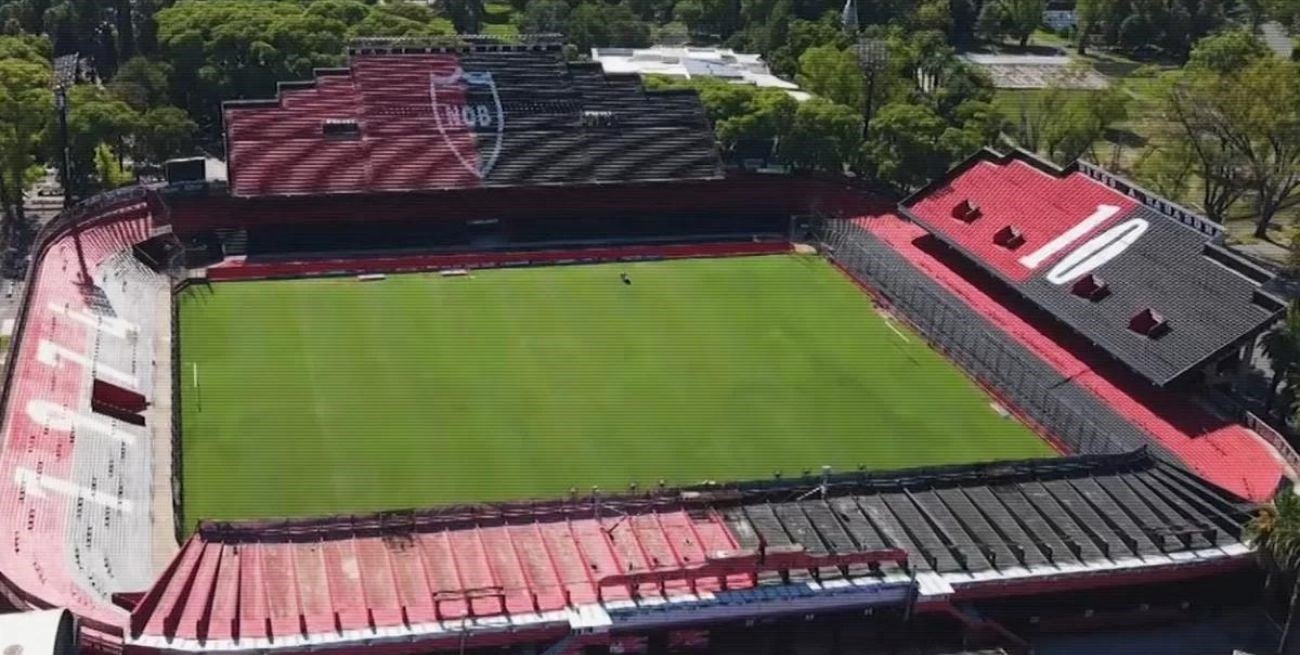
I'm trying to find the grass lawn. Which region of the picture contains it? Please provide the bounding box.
[178,255,1051,524]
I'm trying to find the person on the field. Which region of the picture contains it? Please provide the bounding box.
[620,272,631,285]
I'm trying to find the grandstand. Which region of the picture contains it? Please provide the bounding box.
[0,39,1289,655]
[899,150,1281,387]
[128,450,1251,654]
[223,42,723,197]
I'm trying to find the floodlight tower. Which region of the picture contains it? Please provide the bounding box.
[853,37,889,139]
[52,54,78,209]
[52,54,92,287]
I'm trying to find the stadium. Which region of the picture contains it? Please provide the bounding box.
[0,35,1291,655]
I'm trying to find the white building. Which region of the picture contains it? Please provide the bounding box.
[591,46,811,101]
[1043,1,1077,29]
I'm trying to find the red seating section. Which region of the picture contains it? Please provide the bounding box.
[0,205,153,632]
[131,510,747,644]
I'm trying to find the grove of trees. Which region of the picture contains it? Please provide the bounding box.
[0,0,1297,251]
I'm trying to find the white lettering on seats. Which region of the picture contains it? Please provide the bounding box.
[46,302,137,339]
[36,340,136,388]
[14,467,132,511]
[1018,204,1123,270]
[26,400,136,444]
[1046,218,1150,285]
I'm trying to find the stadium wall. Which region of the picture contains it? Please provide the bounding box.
[205,240,792,281]
[159,173,874,237]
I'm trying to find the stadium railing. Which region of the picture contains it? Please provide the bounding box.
[171,280,186,542]
[1243,410,1300,477]
[817,218,1132,458]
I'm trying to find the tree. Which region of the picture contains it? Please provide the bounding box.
[1001,0,1044,46]
[132,106,197,166]
[765,13,847,78]
[1117,13,1149,50]
[1186,29,1269,74]
[975,1,1006,42]
[795,44,863,109]
[349,3,454,37]
[306,0,371,27]
[442,0,485,32]
[1263,302,1300,418]
[1167,59,1300,238]
[1074,0,1110,54]
[0,50,50,243]
[642,76,796,149]
[861,102,960,191]
[1247,488,1300,654]
[156,1,366,127]
[976,0,1042,46]
[1237,61,1300,239]
[93,143,132,188]
[715,86,797,147]
[1162,72,1250,223]
[1133,140,1196,202]
[565,2,650,52]
[912,0,952,35]
[1040,86,1128,164]
[672,0,705,32]
[949,0,979,47]
[777,97,861,172]
[108,56,170,111]
[65,85,138,196]
[517,0,570,34]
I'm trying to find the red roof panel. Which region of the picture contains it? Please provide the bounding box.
[906,158,1137,282]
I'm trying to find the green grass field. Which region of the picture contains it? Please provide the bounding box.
[178,255,1051,524]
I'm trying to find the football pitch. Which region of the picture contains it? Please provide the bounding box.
[177,255,1052,524]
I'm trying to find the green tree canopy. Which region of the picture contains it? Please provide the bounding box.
[108,56,170,111]
[1165,58,1300,237]
[565,2,651,52]
[1186,29,1270,74]
[795,44,864,109]
[65,85,139,195]
[516,0,570,34]
[132,105,197,166]
[861,102,963,191]
[0,35,51,236]
[777,97,862,172]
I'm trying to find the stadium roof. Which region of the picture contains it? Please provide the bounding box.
[591,46,811,101]
[900,149,1284,386]
[126,449,1252,652]
[223,43,724,198]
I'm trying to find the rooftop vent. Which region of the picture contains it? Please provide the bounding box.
[322,118,360,139]
[993,225,1024,250]
[1129,308,1169,338]
[1071,274,1110,302]
[951,199,981,222]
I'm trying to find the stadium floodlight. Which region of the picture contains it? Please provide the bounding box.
[53,54,78,90]
[853,37,889,137]
[52,54,78,210]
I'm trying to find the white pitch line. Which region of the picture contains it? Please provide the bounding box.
[884,319,910,343]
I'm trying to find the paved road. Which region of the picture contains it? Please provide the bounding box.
[1261,21,1295,59]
